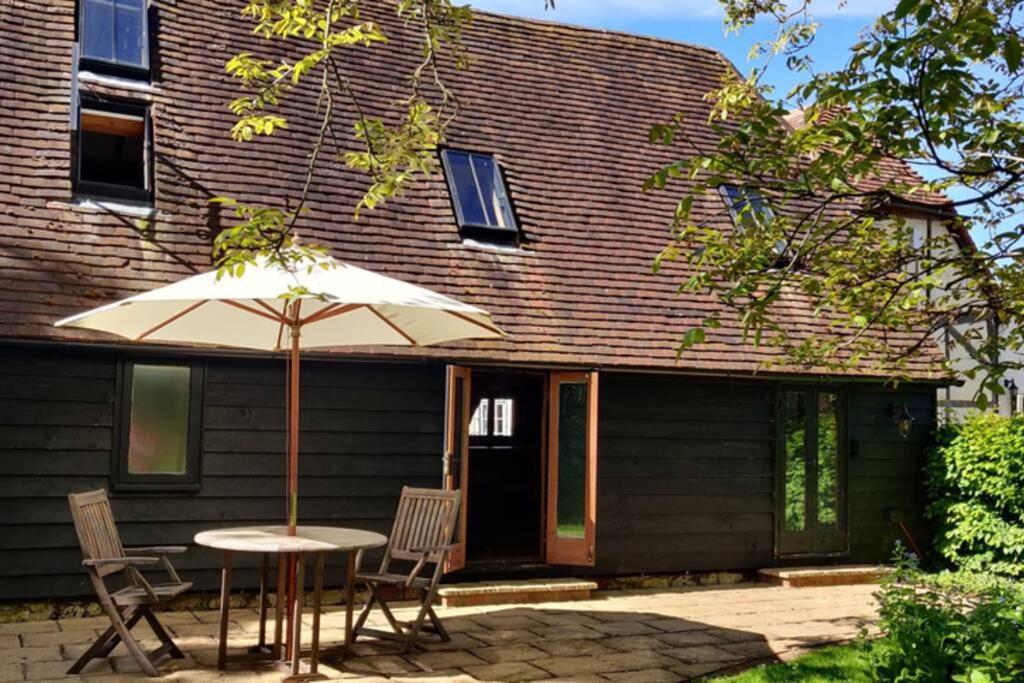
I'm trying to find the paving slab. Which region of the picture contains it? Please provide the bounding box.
[4,581,881,681]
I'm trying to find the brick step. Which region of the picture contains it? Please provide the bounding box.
[758,564,892,588]
[437,577,598,607]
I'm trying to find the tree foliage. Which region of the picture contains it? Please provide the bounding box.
[215,0,472,275]
[649,0,1024,394]
[927,412,1024,576]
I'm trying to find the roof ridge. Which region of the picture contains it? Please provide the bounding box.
[466,5,730,61]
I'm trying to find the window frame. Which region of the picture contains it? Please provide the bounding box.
[439,148,519,242]
[75,97,153,204]
[718,184,774,230]
[78,0,151,78]
[112,358,205,492]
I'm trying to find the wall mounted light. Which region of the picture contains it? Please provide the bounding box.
[891,402,915,440]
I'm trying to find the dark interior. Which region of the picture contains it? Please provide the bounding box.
[466,370,544,564]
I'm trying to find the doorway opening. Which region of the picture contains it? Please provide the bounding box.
[466,369,545,564]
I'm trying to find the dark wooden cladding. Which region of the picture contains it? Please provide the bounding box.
[0,346,445,600]
[0,345,936,600]
[589,373,935,575]
[593,373,777,574]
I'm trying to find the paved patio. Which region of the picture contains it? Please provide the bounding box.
[0,582,880,682]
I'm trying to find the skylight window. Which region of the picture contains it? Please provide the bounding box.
[719,185,774,229]
[719,184,789,259]
[441,149,517,238]
[79,0,149,75]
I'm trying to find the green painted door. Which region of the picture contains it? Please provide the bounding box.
[777,388,847,556]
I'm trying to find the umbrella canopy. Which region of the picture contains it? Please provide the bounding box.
[55,256,503,349]
[55,254,503,661]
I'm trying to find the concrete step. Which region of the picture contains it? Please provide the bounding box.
[758,564,892,588]
[437,577,598,607]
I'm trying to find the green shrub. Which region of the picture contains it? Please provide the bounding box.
[927,413,1024,576]
[870,556,1024,683]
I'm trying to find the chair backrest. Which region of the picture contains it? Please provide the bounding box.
[68,489,126,577]
[386,487,461,565]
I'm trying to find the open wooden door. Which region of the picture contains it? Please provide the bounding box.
[545,371,598,566]
[443,366,471,571]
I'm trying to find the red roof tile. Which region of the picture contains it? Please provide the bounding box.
[0,1,948,381]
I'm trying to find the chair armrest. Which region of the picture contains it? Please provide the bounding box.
[409,544,454,554]
[406,545,454,586]
[83,557,160,567]
[125,546,187,556]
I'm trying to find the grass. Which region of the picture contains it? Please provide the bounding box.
[710,643,874,682]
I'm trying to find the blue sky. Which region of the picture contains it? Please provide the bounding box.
[470,1,894,101]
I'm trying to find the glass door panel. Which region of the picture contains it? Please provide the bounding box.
[545,371,598,565]
[777,388,846,556]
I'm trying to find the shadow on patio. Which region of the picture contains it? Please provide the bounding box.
[10,582,878,682]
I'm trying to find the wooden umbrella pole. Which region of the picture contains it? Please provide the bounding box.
[289,323,300,534]
[284,322,301,661]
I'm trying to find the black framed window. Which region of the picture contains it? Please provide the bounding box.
[79,0,149,76]
[719,184,792,261]
[114,360,204,491]
[719,184,774,230]
[440,149,518,240]
[76,98,152,203]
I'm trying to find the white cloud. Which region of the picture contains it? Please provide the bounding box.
[469,0,894,24]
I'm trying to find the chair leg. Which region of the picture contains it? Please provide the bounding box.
[401,598,432,654]
[425,604,450,642]
[141,608,184,659]
[352,585,378,641]
[376,593,405,636]
[67,607,143,675]
[102,602,160,677]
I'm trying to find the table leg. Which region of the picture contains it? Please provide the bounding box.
[290,554,305,677]
[217,551,232,670]
[273,553,286,660]
[310,553,325,674]
[345,550,357,647]
[253,553,269,652]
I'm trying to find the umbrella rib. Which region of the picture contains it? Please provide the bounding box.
[301,303,362,326]
[223,300,289,324]
[136,301,208,341]
[254,298,288,321]
[367,306,418,345]
[274,300,287,351]
[444,309,505,337]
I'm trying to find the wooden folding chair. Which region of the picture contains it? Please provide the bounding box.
[351,487,461,653]
[67,489,191,677]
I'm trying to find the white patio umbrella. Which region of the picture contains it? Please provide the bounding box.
[55,254,504,532]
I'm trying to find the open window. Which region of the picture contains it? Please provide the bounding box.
[76,99,151,203]
[114,360,204,491]
[440,149,518,243]
[545,371,599,566]
[79,0,150,77]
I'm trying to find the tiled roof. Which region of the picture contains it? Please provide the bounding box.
[784,107,956,210]
[0,1,948,380]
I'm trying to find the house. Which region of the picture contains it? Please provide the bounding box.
[0,0,947,602]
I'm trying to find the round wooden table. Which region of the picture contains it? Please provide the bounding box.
[194,525,387,682]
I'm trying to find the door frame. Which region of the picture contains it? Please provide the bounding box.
[544,371,599,566]
[774,385,849,558]
[443,365,472,571]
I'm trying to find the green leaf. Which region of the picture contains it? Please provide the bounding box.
[894,0,920,20]
[1004,38,1021,73]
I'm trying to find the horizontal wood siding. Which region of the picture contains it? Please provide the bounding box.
[0,347,938,600]
[0,347,444,600]
[846,385,935,562]
[594,373,777,574]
